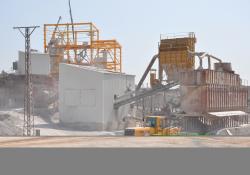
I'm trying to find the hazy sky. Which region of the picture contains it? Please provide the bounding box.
[1,0,250,83]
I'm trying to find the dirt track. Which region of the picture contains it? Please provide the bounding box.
[0,137,250,147]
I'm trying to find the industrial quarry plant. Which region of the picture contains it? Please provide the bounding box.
[0,1,250,147]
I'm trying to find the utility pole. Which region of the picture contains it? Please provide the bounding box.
[13,26,39,136]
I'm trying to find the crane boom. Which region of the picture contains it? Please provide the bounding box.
[69,0,75,42]
[51,16,62,41]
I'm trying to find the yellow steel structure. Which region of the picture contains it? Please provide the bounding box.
[44,22,122,74]
[159,32,196,81]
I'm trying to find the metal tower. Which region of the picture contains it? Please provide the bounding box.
[13,26,39,136]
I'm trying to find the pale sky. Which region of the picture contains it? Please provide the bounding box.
[1,0,250,83]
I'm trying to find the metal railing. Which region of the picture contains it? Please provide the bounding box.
[160,32,195,40]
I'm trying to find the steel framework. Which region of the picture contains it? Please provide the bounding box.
[13,26,39,136]
[44,22,122,73]
[159,32,196,82]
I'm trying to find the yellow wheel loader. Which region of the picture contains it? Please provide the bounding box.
[124,116,181,136]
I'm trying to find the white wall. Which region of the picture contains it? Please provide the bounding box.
[103,74,135,130]
[59,64,103,125]
[18,51,50,75]
[59,63,135,131]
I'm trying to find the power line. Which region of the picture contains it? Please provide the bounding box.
[13,26,40,136]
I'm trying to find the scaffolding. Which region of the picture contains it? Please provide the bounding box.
[44,22,122,74]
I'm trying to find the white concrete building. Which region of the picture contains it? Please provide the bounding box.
[59,63,135,131]
[17,51,50,75]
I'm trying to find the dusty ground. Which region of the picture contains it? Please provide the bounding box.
[0,137,250,147]
[1,109,250,148]
[0,109,121,136]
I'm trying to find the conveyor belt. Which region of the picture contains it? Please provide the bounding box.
[114,81,179,109]
[136,54,159,91]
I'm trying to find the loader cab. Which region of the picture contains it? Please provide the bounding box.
[146,117,157,127]
[145,116,166,130]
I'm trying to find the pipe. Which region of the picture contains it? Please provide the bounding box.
[188,51,222,70]
[136,54,159,91]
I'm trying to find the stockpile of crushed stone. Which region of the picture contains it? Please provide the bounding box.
[0,110,23,136]
[217,124,250,136]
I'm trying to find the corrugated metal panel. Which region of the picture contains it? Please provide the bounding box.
[181,85,248,113]
[180,115,249,132]
[180,69,241,86]
[205,85,248,112]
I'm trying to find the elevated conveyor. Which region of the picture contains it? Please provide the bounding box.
[114,81,179,109]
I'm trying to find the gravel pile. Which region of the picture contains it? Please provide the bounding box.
[0,110,23,136]
[216,124,250,136]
